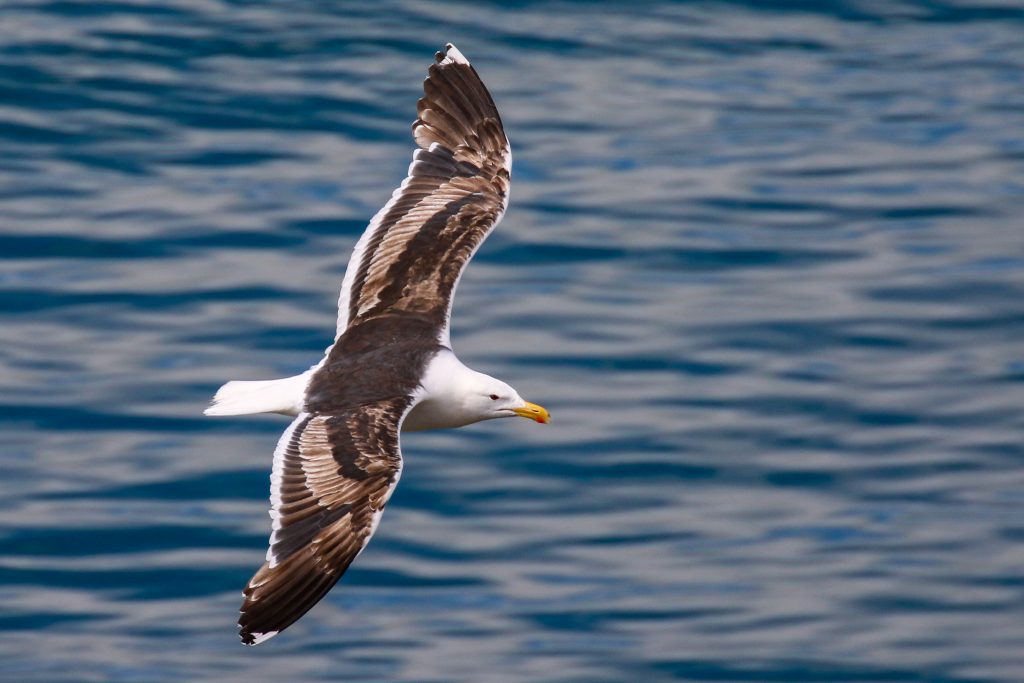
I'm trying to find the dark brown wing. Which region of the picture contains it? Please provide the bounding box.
[238,397,409,645]
[334,43,511,345]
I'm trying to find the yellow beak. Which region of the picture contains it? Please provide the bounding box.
[513,401,550,424]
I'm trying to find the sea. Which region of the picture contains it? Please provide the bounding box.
[2,1,1024,681]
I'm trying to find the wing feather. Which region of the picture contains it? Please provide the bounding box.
[239,398,408,645]
[332,43,511,344]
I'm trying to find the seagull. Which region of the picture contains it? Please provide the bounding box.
[204,43,549,645]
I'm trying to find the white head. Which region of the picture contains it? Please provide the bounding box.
[462,372,550,424]
[404,352,550,433]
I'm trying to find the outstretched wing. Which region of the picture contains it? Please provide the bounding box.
[238,397,409,645]
[334,43,511,346]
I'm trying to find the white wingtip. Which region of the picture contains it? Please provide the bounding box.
[245,630,278,646]
[439,43,469,65]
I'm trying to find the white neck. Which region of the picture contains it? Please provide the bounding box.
[403,350,487,432]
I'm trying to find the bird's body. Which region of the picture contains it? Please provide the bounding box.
[204,44,547,645]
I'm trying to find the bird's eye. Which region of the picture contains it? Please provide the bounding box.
[489,394,499,401]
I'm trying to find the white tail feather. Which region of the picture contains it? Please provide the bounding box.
[204,372,310,417]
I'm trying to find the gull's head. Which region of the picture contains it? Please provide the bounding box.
[468,374,550,424]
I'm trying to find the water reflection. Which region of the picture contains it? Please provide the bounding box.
[2,1,1023,681]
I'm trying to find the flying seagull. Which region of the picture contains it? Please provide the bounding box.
[205,43,549,645]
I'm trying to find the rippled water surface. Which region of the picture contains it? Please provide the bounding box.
[3,1,1024,681]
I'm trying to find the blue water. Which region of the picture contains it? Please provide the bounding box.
[3,1,1024,681]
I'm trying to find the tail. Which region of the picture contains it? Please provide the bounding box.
[204,372,310,417]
